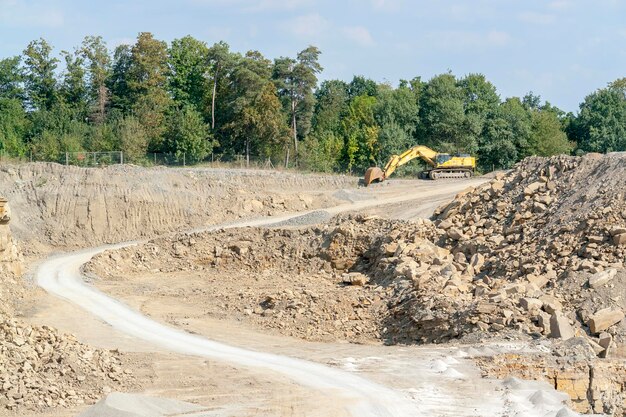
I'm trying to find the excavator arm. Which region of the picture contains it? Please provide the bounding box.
[363,145,438,185]
[382,145,438,178]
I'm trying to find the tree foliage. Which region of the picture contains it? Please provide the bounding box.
[0,33,621,172]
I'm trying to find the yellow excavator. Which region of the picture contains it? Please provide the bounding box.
[363,145,476,185]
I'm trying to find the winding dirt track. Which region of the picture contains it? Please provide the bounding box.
[36,179,489,417]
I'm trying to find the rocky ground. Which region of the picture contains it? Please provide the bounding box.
[0,163,360,415]
[88,153,626,415]
[0,200,139,413]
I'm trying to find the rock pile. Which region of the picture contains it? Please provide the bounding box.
[0,318,135,411]
[0,199,136,411]
[428,154,626,350]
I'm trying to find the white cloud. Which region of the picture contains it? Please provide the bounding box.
[370,0,402,12]
[431,30,511,49]
[519,11,555,25]
[485,30,511,46]
[547,0,572,11]
[342,26,375,46]
[189,0,312,11]
[282,13,330,38]
[0,0,64,28]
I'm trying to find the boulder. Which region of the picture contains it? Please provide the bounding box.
[598,332,612,350]
[447,228,465,241]
[613,233,626,246]
[524,182,544,196]
[550,313,575,340]
[527,273,550,289]
[540,295,563,314]
[519,297,543,312]
[343,272,369,286]
[588,308,625,334]
[588,269,617,288]
[469,253,485,273]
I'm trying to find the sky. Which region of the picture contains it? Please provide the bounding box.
[0,0,624,112]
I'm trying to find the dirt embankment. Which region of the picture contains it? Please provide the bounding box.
[0,163,354,254]
[88,153,626,415]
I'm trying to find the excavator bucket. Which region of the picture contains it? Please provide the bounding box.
[363,167,385,186]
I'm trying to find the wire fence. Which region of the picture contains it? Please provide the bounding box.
[0,150,281,170]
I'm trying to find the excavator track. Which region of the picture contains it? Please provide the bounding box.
[428,169,473,180]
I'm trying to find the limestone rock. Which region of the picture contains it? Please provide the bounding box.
[550,313,575,340]
[588,269,617,288]
[588,308,625,334]
[612,233,626,246]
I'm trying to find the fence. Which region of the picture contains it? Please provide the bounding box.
[0,150,281,170]
[65,151,124,166]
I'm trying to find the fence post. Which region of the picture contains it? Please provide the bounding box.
[120,151,124,165]
[65,152,69,166]
[154,153,156,165]
[30,150,33,163]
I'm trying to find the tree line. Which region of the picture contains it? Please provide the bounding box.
[0,32,624,172]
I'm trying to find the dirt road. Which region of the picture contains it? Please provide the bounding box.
[32,177,579,417]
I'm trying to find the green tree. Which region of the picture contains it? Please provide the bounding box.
[375,83,420,162]
[80,36,111,123]
[114,115,149,161]
[168,36,209,112]
[0,98,28,156]
[0,57,24,100]
[23,38,59,110]
[348,75,378,99]
[419,73,465,151]
[342,95,379,172]
[59,50,88,116]
[207,41,233,130]
[479,97,532,170]
[311,79,349,135]
[570,86,626,153]
[458,73,499,154]
[165,105,215,162]
[302,79,349,171]
[127,32,172,150]
[108,44,133,114]
[273,46,322,161]
[529,109,573,156]
[224,51,289,165]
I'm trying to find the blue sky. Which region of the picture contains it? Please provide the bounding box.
[1,0,624,112]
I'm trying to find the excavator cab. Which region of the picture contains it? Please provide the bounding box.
[435,154,452,165]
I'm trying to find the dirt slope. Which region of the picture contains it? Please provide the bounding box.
[0,163,354,254]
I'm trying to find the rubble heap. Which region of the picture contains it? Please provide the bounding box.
[0,199,136,411]
[427,154,626,348]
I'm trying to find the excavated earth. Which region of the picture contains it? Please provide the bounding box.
[87,153,626,415]
[0,163,353,255]
[0,163,360,416]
